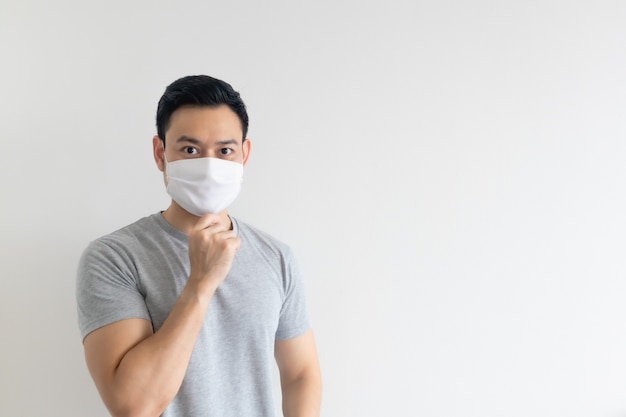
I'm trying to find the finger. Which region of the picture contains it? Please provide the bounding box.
[208,229,235,242]
[220,234,241,252]
[194,214,224,231]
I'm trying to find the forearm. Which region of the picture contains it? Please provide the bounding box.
[281,370,322,417]
[107,281,214,416]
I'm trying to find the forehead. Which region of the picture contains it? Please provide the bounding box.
[166,105,243,140]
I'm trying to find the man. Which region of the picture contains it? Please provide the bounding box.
[76,75,321,417]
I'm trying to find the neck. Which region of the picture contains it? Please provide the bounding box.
[161,201,232,235]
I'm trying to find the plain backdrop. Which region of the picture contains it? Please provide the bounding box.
[1,1,625,416]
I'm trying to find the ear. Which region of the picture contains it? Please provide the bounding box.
[242,138,251,166]
[153,136,165,172]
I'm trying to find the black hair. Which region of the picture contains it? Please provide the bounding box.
[156,75,249,144]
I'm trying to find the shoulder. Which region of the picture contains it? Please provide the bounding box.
[81,214,164,261]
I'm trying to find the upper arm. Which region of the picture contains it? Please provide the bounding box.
[275,329,320,383]
[77,239,152,341]
[83,318,153,408]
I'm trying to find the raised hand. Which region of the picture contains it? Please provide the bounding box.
[187,214,240,293]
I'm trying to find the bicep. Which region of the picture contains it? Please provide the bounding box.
[275,329,320,382]
[83,319,153,400]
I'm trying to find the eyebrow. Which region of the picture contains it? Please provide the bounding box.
[175,135,202,145]
[175,136,239,146]
[215,139,239,146]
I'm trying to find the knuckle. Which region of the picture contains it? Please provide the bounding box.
[199,232,210,244]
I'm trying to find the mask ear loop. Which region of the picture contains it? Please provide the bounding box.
[162,141,168,171]
[161,141,172,187]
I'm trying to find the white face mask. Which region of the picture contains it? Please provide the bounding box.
[164,155,244,216]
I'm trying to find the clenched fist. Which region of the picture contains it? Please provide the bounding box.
[187,214,240,294]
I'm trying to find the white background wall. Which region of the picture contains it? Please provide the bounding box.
[1,1,625,416]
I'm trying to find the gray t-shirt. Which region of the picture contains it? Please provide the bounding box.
[76,213,310,417]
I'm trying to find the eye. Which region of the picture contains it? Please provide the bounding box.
[219,148,233,156]
[183,146,198,155]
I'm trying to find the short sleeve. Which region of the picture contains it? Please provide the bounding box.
[275,248,311,340]
[76,239,151,341]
